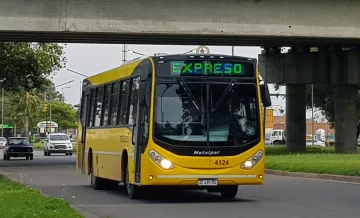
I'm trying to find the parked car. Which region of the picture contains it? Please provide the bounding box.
[306,139,326,147]
[3,137,33,160]
[44,133,73,156]
[0,137,7,148]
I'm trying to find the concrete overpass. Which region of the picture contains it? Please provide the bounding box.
[1,0,360,46]
[1,0,359,152]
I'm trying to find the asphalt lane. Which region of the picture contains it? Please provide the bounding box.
[0,149,359,218]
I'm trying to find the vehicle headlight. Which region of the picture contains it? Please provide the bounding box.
[149,150,174,170]
[241,150,263,170]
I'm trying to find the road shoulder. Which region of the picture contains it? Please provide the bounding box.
[266,169,360,184]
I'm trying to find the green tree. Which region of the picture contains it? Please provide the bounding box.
[0,42,66,92]
[3,79,67,134]
[6,89,42,136]
[48,101,78,129]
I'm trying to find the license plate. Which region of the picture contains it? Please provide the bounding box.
[198,179,218,186]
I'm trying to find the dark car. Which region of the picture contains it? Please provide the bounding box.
[3,137,34,160]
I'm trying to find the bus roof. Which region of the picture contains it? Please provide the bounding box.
[83,54,257,88]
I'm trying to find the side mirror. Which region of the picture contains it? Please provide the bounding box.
[260,83,272,107]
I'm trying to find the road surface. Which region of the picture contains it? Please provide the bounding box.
[0,149,359,218]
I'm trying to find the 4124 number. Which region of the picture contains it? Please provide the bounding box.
[214,160,229,165]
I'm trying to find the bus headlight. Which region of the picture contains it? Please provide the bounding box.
[241,150,263,170]
[149,150,174,170]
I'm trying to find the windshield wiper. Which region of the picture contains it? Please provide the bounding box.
[177,78,203,114]
[211,81,234,113]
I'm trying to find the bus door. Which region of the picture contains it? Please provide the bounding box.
[133,80,150,184]
[78,91,90,173]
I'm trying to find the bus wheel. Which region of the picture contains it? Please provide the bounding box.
[90,160,104,190]
[220,185,238,198]
[124,163,141,199]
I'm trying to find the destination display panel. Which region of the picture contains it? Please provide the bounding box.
[166,60,255,77]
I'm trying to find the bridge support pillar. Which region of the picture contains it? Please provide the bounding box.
[334,85,358,153]
[285,84,306,152]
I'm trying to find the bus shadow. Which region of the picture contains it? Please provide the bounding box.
[101,185,259,204]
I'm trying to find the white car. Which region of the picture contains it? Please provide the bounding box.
[44,133,73,156]
[306,139,326,147]
[0,137,7,148]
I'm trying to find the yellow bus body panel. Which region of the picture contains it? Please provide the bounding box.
[84,127,135,183]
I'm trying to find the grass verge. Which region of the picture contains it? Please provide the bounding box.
[265,146,360,176]
[0,175,83,218]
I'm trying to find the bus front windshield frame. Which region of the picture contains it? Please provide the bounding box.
[153,79,260,147]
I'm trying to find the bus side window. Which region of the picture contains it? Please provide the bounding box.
[129,77,140,125]
[108,82,120,126]
[88,88,95,127]
[94,86,104,127]
[118,80,129,125]
[101,84,111,126]
[80,91,86,125]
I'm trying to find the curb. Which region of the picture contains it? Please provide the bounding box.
[265,169,360,184]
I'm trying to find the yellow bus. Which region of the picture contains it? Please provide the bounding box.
[77,54,272,199]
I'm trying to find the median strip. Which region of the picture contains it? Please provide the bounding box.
[265,169,360,183]
[265,146,360,182]
[0,175,83,218]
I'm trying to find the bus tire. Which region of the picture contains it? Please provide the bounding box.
[124,161,141,199]
[220,185,238,198]
[90,157,105,190]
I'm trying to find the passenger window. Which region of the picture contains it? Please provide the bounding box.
[118,80,129,125]
[101,84,111,126]
[108,82,120,126]
[129,77,140,125]
[94,86,104,127]
[88,89,95,127]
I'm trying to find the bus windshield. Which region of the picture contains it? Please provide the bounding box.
[154,80,259,147]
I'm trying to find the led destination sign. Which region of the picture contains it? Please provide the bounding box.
[170,61,253,77]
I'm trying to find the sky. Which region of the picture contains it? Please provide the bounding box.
[53,44,287,113]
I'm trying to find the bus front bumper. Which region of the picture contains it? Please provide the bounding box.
[140,162,264,186]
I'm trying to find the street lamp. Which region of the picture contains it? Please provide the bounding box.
[65,68,88,78]
[63,68,88,103]
[127,50,146,56]
[61,86,71,102]
[47,80,74,134]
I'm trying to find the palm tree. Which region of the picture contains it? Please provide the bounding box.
[8,89,41,136]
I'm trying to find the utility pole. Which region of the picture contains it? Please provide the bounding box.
[311,84,314,145]
[44,92,47,134]
[1,88,4,137]
[49,92,52,133]
[122,44,127,63]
